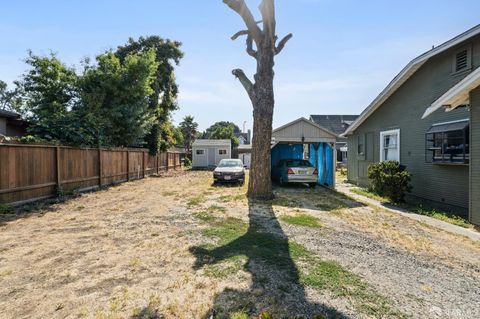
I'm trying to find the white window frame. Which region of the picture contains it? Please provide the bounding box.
[218,149,227,155]
[196,149,205,155]
[380,129,400,162]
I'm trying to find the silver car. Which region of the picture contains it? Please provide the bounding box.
[213,159,246,185]
[272,159,318,187]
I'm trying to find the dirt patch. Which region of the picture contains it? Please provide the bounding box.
[0,171,478,319]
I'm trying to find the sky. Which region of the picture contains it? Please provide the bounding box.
[1,1,479,132]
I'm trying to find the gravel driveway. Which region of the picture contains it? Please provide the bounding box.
[0,171,478,319]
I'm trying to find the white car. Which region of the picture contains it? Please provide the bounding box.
[213,159,245,185]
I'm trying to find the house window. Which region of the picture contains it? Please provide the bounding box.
[357,134,365,156]
[426,120,469,164]
[219,149,227,155]
[380,129,400,162]
[196,149,204,155]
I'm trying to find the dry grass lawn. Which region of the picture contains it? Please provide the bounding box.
[0,171,479,319]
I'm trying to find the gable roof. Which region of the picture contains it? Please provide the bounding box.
[272,117,338,144]
[344,24,480,136]
[192,139,231,147]
[309,115,359,136]
[273,117,338,136]
[0,109,20,119]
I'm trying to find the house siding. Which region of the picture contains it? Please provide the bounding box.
[348,35,480,214]
[470,87,480,225]
[0,118,6,135]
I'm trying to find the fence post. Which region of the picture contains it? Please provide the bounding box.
[142,151,146,178]
[126,150,130,181]
[156,154,159,175]
[56,146,61,191]
[98,148,103,187]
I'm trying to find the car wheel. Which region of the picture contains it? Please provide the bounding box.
[309,183,317,188]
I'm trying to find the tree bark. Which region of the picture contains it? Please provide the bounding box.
[224,0,292,200]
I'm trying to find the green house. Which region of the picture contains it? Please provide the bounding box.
[344,25,480,225]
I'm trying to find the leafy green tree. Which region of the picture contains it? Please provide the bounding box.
[115,36,183,154]
[79,49,158,147]
[0,80,25,114]
[0,80,13,110]
[204,121,240,139]
[210,124,240,148]
[172,126,184,147]
[17,51,79,141]
[179,115,198,155]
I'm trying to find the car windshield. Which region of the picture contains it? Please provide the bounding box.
[218,160,242,167]
[285,160,313,167]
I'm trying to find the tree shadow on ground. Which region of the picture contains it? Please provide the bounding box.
[189,199,351,319]
[270,184,366,212]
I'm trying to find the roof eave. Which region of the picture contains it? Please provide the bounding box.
[422,66,480,118]
[344,24,480,135]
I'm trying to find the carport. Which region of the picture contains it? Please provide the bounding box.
[271,118,338,188]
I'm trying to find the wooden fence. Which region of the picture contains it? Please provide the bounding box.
[0,144,181,205]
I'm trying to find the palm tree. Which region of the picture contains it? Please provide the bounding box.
[179,115,199,156]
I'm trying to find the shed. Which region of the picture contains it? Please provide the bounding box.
[272,118,338,187]
[192,139,231,169]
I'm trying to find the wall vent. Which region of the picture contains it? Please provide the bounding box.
[455,50,468,72]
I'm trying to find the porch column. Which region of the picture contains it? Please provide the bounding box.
[470,86,480,226]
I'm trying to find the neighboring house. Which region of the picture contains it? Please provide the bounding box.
[344,24,480,222]
[192,139,231,169]
[310,115,359,164]
[235,129,251,145]
[0,109,28,137]
[237,144,252,168]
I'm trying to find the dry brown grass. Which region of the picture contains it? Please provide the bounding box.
[0,171,478,318]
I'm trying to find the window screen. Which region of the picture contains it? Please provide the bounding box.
[426,120,469,164]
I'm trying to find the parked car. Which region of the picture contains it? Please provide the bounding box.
[213,159,245,185]
[272,159,318,188]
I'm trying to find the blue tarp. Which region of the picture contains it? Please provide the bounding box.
[271,144,304,168]
[308,143,334,187]
[271,143,334,187]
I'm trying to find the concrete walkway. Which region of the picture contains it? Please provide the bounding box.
[336,182,480,242]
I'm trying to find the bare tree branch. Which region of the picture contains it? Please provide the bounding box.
[231,30,249,41]
[259,0,276,43]
[232,69,255,99]
[223,0,263,43]
[246,35,257,58]
[275,33,293,55]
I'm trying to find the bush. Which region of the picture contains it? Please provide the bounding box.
[183,156,192,167]
[0,203,12,214]
[367,161,412,203]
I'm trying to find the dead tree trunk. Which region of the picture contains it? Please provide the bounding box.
[224,0,292,200]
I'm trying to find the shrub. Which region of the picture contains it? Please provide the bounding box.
[183,156,192,167]
[367,161,412,203]
[0,203,12,214]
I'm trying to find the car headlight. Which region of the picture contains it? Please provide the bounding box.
[234,172,244,176]
[214,171,221,176]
